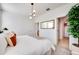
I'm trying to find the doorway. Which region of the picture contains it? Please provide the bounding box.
[57,16,69,48]
[57,16,68,39]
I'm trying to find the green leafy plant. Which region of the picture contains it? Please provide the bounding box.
[68,4,79,46]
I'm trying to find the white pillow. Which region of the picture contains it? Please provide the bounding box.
[0,33,7,54]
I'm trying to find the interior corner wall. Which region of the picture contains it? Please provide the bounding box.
[2,11,36,36]
[35,4,75,45]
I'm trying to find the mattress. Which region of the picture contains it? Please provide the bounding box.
[5,35,52,55]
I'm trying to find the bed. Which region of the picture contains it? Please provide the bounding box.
[4,35,53,55]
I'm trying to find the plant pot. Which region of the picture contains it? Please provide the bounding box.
[73,43,79,47]
[71,43,79,55]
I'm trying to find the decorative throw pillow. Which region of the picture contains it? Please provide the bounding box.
[0,33,7,54]
[6,32,16,47]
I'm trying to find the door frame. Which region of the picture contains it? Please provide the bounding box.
[57,16,68,43]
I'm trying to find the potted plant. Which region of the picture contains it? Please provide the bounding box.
[68,4,79,47]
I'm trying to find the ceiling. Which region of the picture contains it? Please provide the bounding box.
[1,3,67,17]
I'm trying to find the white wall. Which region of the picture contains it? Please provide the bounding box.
[0,11,3,30]
[39,19,58,45]
[35,4,75,45]
[2,11,35,36]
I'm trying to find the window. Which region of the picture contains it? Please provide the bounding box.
[40,20,55,29]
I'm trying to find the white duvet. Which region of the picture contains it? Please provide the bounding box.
[5,35,52,55]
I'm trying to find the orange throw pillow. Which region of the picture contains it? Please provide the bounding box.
[6,32,16,47]
[10,34,16,46]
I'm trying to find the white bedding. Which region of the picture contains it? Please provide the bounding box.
[5,35,52,55]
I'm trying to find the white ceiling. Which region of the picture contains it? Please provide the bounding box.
[1,3,67,17]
